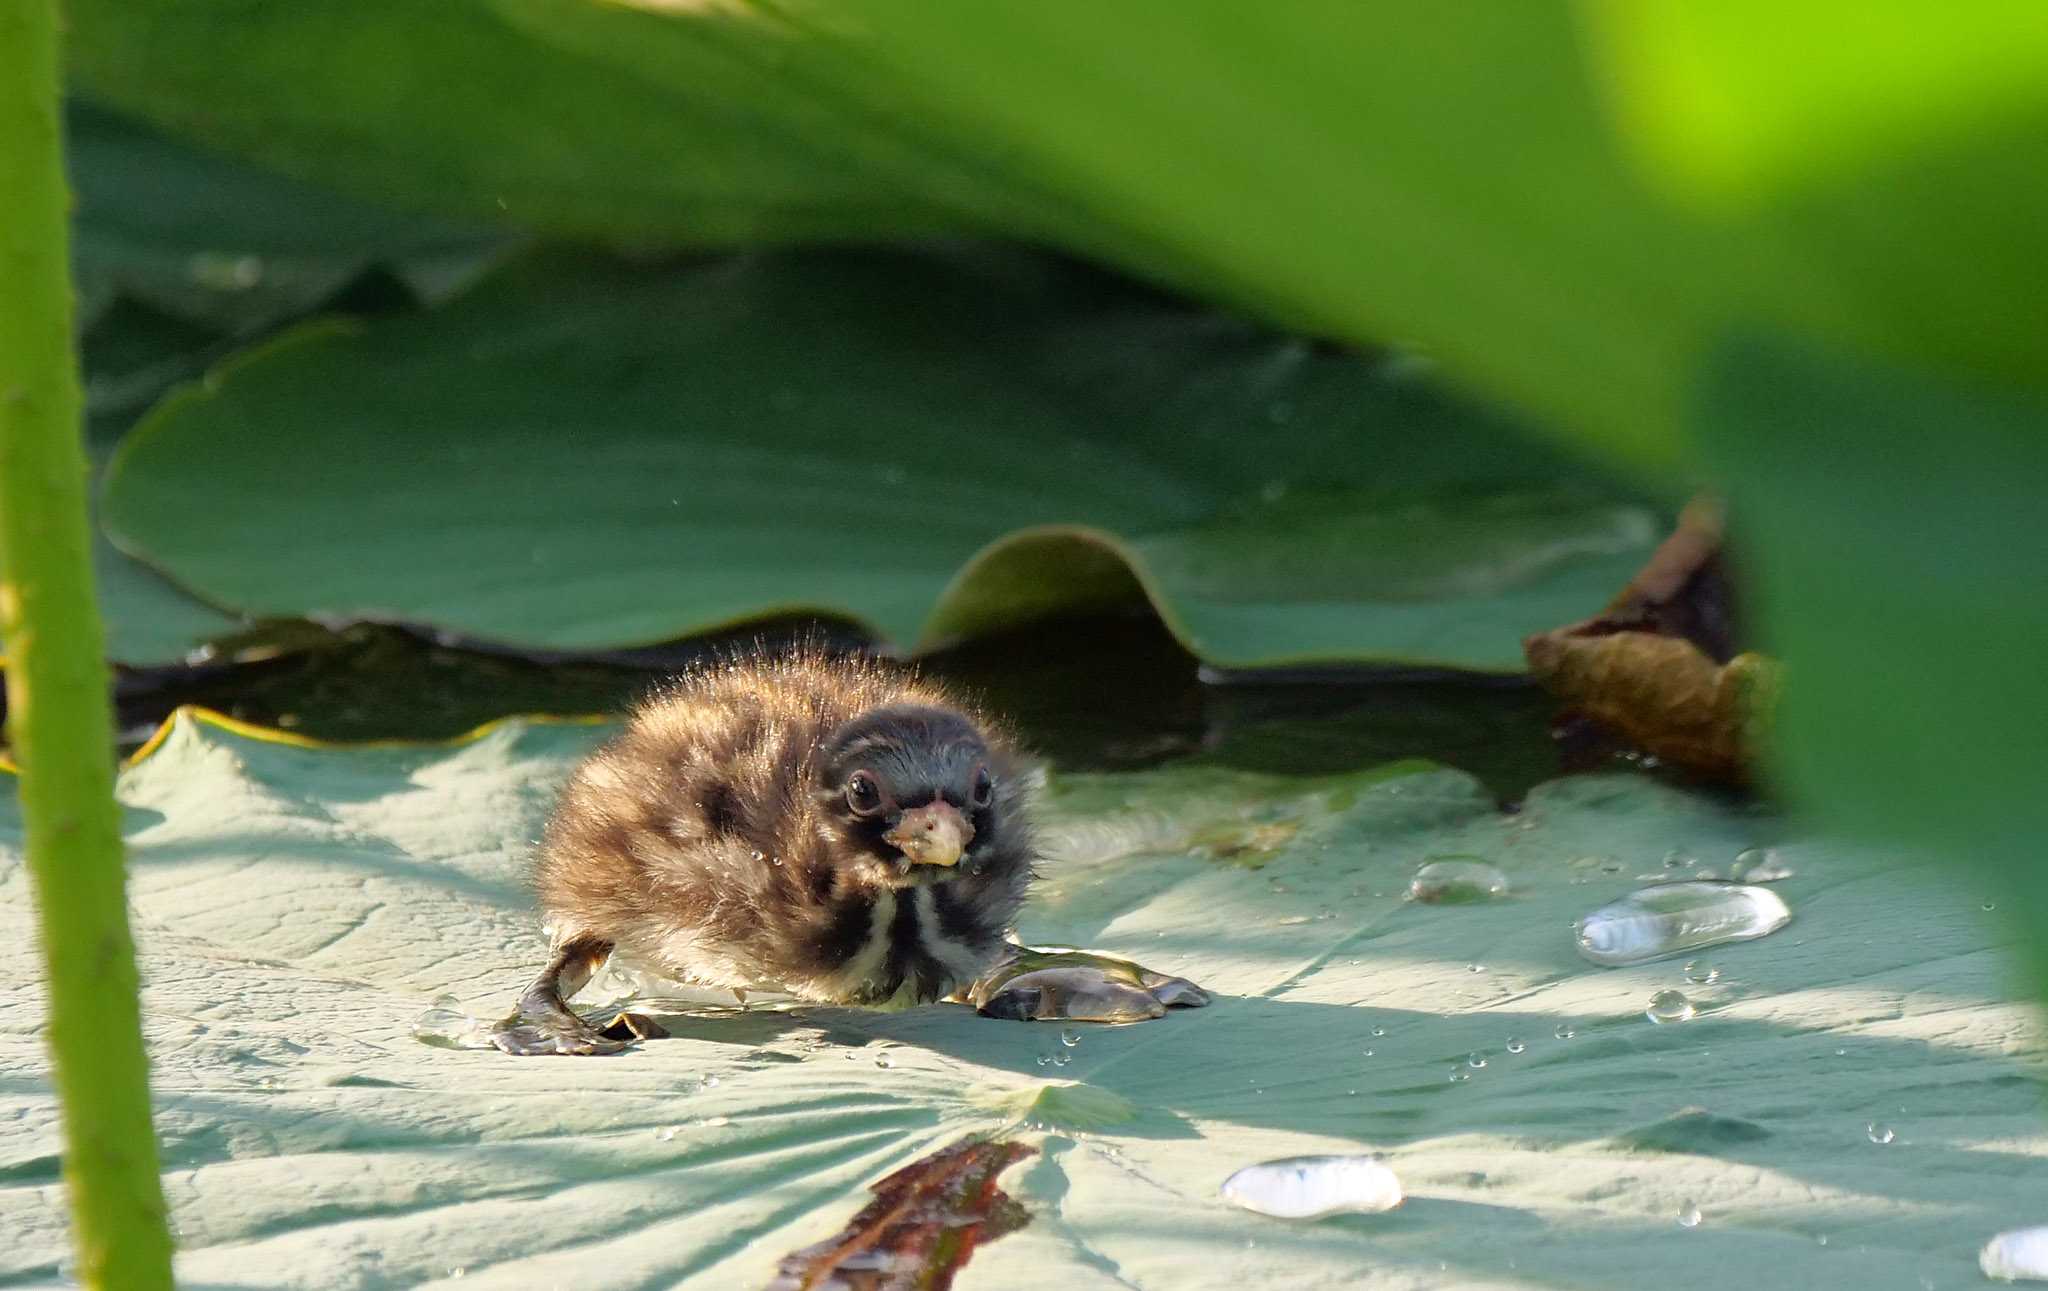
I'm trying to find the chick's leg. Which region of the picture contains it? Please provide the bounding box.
[490,935,668,1056]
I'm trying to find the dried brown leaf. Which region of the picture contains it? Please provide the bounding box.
[1524,497,1778,782]
[767,1137,1035,1291]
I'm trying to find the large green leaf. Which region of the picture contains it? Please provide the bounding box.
[1,712,2037,1286]
[52,3,1783,469]
[103,248,1661,671]
[66,4,2048,449]
[58,0,1048,249]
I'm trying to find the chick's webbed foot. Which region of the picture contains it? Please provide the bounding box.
[490,936,667,1056]
[968,944,1211,1024]
[492,1011,632,1057]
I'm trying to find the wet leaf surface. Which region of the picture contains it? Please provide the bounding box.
[2,711,2040,1287]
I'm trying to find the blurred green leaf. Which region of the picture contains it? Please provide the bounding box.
[69,5,2048,453]
[1696,337,2048,989]
[3,712,2036,1284]
[1583,4,2048,397]
[62,2,1782,468]
[60,0,1035,247]
[1584,2,2048,208]
[67,100,504,334]
[103,248,1658,670]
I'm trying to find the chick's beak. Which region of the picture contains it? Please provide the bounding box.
[884,800,975,867]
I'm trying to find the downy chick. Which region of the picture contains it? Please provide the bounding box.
[494,649,1034,1054]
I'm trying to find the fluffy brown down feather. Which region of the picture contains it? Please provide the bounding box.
[534,649,1036,1005]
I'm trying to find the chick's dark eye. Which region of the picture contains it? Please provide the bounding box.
[970,764,994,809]
[846,771,885,816]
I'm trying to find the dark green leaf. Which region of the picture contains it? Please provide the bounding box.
[103,249,1659,669]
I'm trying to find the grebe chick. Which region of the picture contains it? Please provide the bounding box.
[493,650,1039,1054]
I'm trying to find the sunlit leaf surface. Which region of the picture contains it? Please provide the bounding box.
[0,712,2038,1287]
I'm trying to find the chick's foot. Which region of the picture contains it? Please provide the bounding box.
[968,944,1210,1023]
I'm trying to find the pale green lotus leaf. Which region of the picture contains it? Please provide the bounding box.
[1,712,2038,1287]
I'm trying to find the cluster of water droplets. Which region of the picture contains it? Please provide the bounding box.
[1034,1028,1083,1069]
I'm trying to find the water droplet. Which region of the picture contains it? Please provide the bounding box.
[1035,1054,1054,1067]
[702,1075,721,1088]
[1505,1037,1526,1054]
[1467,1052,1489,1069]
[449,1267,467,1279]
[1682,960,1721,985]
[1408,859,1510,904]
[1677,1201,1702,1228]
[874,1054,895,1069]
[1060,1029,1081,1048]
[1728,847,1794,882]
[1371,1025,1387,1038]
[1052,1051,1072,1067]
[187,252,264,290]
[1220,1155,1403,1218]
[656,1125,679,1142]
[1981,1226,2048,1281]
[1361,1048,1375,1058]
[1664,850,1692,870]
[1467,963,1487,974]
[1982,901,1998,912]
[1646,990,1697,1023]
[1866,1122,1895,1145]
[1574,882,1792,966]
[411,997,491,1050]
[1817,1234,1830,1247]
[1554,1023,1577,1040]
[1448,1068,1471,1083]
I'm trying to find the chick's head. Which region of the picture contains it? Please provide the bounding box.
[816,703,1022,889]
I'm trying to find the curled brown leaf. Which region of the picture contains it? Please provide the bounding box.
[1524,498,1779,782]
[767,1136,1035,1291]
